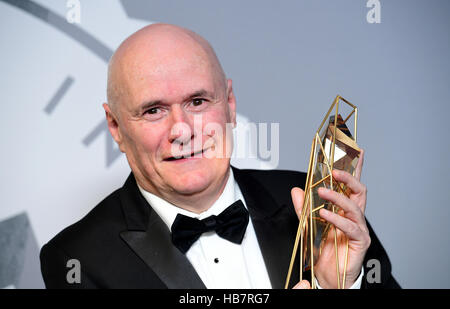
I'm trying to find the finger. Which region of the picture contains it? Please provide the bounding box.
[354,149,365,181]
[293,280,311,289]
[319,208,365,241]
[332,169,367,197]
[331,169,367,213]
[318,187,364,223]
[291,187,305,219]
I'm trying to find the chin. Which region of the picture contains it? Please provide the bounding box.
[169,169,213,195]
[163,160,228,196]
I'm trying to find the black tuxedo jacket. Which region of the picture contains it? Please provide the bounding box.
[40,167,400,289]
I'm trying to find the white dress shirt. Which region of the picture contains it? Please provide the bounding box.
[137,168,363,289]
[138,168,272,289]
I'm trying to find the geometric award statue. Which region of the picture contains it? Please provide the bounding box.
[284,95,361,289]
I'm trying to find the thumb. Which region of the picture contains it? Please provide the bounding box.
[291,187,305,219]
[293,280,311,289]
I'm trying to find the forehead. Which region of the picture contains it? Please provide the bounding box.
[122,43,221,107]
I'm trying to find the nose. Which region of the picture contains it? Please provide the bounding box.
[168,105,194,145]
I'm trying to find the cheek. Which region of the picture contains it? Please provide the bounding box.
[126,123,166,161]
[201,109,234,158]
[202,114,224,141]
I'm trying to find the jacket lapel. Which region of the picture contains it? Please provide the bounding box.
[118,173,206,289]
[233,167,301,289]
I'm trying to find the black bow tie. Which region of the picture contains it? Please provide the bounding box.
[171,200,249,254]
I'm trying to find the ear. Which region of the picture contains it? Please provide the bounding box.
[226,79,237,128]
[103,103,126,153]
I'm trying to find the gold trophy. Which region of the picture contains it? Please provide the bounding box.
[285,95,361,289]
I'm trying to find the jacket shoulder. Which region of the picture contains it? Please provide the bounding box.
[43,188,125,254]
[234,168,307,205]
[238,168,307,186]
[39,187,129,288]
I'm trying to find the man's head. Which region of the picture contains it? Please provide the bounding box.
[104,23,236,212]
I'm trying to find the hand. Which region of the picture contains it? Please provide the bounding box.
[292,149,370,289]
[293,280,311,289]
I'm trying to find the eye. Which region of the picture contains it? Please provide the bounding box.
[142,106,166,121]
[145,107,161,115]
[188,98,209,112]
[192,98,204,106]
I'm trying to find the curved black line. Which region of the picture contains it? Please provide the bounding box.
[0,0,112,62]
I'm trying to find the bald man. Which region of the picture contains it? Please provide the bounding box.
[40,24,399,289]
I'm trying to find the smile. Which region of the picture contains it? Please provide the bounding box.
[164,148,210,161]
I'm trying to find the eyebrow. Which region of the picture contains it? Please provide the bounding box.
[137,89,213,113]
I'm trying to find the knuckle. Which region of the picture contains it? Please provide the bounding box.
[341,170,351,178]
[348,222,359,235]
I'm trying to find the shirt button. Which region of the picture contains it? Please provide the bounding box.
[214,258,219,263]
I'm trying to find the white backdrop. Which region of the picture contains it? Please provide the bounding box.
[0,0,273,288]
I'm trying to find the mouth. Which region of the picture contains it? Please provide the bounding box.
[164,148,209,162]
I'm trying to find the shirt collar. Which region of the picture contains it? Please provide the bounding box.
[137,168,241,232]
